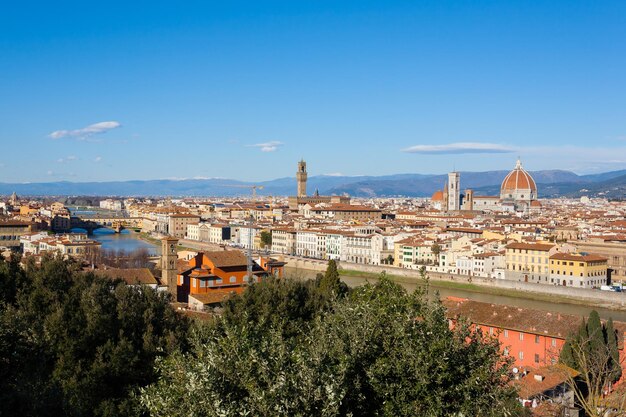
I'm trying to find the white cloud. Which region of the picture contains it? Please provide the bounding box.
[403,142,516,154]
[49,121,121,140]
[57,155,78,164]
[248,141,283,152]
[47,170,54,176]
[94,156,102,163]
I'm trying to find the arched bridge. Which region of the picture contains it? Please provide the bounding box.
[70,216,143,234]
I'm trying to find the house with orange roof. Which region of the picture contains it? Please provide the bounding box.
[176,250,286,305]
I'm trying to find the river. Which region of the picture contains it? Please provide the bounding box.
[72,228,160,256]
[285,267,626,322]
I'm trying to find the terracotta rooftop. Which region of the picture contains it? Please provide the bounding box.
[505,242,555,251]
[512,364,579,399]
[94,268,158,286]
[203,250,250,268]
[189,289,236,305]
[444,298,626,347]
[550,253,607,263]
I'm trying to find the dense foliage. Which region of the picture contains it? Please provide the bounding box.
[1,255,526,417]
[141,274,524,416]
[0,254,189,417]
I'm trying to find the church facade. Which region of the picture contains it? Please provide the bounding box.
[431,159,541,213]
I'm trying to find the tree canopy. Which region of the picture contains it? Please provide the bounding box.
[1,254,528,417]
[141,275,524,416]
[0,254,189,417]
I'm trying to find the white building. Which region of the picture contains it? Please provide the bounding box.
[272,228,297,255]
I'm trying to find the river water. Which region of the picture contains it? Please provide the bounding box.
[285,267,626,322]
[72,228,160,256]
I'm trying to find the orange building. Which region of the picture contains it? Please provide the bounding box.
[444,298,626,374]
[176,250,286,302]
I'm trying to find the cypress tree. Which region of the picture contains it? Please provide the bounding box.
[605,318,622,383]
[319,259,341,295]
[587,310,605,356]
[559,338,576,369]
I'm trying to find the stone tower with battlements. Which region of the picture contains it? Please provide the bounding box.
[296,159,307,198]
[161,236,179,299]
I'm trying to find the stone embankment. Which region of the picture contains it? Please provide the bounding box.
[280,255,626,310]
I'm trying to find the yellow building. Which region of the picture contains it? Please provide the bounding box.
[19,204,39,216]
[505,242,556,283]
[549,253,608,288]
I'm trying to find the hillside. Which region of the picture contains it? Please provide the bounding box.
[0,169,624,198]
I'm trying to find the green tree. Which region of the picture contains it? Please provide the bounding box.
[0,254,189,417]
[317,259,347,296]
[260,230,272,248]
[141,275,525,417]
[221,276,327,339]
[605,318,622,383]
[430,242,442,265]
[587,310,604,356]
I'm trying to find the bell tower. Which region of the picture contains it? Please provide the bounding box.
[296,159,307,198]
[161,237,179,300]
[447,171,460,211]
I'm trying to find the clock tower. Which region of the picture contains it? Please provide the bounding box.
[161,236,179,299]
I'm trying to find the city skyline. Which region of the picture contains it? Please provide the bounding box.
[2,1,626,183]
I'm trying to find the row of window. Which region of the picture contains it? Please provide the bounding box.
[508,249,547,255]
[507,264,549,273]
[191,276,237,288]
[503,349,553,364]
[551,270,604,277]
[507,256,549,264]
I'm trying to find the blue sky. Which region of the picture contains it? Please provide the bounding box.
[1,0,625,183]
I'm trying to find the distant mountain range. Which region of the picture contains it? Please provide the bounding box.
[1,169,625,199]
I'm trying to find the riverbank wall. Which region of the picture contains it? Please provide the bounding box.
[281,255,626,309]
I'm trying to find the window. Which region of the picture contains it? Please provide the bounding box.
[534,354,540,363]
[504,329,509,338]
[519,351,524,360]
[551,338,557,347]
[519,333,524,341]
[504,348,509,356]
[230,276,236,283]
[535,335,540,344]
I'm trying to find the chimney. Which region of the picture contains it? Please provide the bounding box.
[534,374,544,382]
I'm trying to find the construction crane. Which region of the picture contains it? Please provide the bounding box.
[219,184,265,199]
[219,184,263,281]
